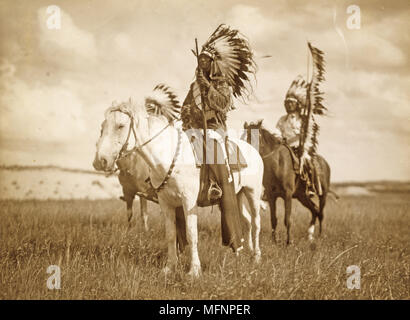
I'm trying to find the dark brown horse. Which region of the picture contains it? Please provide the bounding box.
[244,120,333,245]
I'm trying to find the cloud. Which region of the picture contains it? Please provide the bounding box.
[37,6,97,65]
[0,1,408,180]
[0,60,87,143]
[225,5,279,42]
[345,33,407,69]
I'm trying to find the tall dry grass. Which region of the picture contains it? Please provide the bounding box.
[0,194,409,299]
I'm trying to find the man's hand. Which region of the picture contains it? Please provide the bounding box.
[287,135,299,146]
[300,150,311,174]
[196,68,210,89]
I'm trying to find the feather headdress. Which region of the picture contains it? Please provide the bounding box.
[145,84,181,122]
[299,42,327,164]
[285,75,309,108]
[199,24,257,102]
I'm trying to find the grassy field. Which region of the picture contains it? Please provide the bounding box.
[0,194,409,300]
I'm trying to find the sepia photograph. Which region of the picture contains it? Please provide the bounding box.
[0,0,408,305]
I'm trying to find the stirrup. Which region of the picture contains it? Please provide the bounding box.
[308,190,316,198]
[208,179,222,201]
[261,190,268,201]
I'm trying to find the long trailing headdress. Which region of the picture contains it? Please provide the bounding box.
[299,42,327,167]
[199,24,257,102]
[145,84,181,122]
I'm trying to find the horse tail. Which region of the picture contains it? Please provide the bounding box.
[328,189,340,202]
[316,157,339,202]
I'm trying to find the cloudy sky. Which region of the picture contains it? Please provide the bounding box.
[0,0,408,182]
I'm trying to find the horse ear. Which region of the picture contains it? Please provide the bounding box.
[257,119,263,126]
[129,97,133,104]
[244,121,248,128]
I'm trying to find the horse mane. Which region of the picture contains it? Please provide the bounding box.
[246,120,282,147]
[105,100,136,118]
[260,126,281,147]
[105,99,171,126]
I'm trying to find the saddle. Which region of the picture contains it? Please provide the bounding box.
[283,144,300,172]
[116,150,159,204]
[188,131,248,170]
[283,144,323,197]
[187,130,247,207]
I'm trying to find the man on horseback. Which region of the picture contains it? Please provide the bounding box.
[181,24,257,252]
[274,43,328,202]
[273,75,320,200]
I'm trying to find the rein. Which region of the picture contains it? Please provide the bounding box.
[261,149,277,159]
[112,108,179,193]
[149,127,182,192]
[115,110,171,161]
[246,127,278,160]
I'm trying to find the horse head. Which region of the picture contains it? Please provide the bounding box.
[93,98,142,172]
[93,85,179,172]
[243,119,282,157]
[244,119,268,156]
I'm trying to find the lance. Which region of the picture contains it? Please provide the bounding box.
[298,42,313,174]
[193,38,208,164]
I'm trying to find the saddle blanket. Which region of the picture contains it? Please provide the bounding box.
[186,129,247,171]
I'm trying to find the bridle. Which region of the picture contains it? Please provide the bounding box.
[113,108,171,162]
[109,107,180,192]
[245,126,276,160]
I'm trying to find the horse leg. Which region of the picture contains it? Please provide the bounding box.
[139,197,148,231]
[318,194,327,236]
[182,202,201,278]
[297,195,319,241]
[243,187,262,263]
[159,200,178,275]
[284,191,293,245]
[175,206,188,254]
[267,190,278,243]
[238,190,253,253]
[122,194,135,225]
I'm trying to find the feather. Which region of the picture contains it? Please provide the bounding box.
[145,84,181,123]
[285,75,309,106]
[299,42,327,166]
[200,24,257,103]
[308,42,327,116]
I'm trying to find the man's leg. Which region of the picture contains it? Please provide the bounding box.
[207,127,243,252]
[210,163,244,252]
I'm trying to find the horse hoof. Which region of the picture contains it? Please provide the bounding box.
[187,266,201,278]
[162,266,173,276]
[271,234,277,244]
[309,242,317,251]
[234,244,244,257]
[308,234,314,242]
[253,253,261,264]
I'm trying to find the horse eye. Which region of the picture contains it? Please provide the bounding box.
[118,124,124,129]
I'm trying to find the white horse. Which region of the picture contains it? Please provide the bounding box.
[94,99,264,277]
[93,123,152,231]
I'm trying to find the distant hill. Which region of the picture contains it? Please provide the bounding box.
[0,165,409,200]
[0,165,121,200]
[332,180,410,195]
[0,164,108,175]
